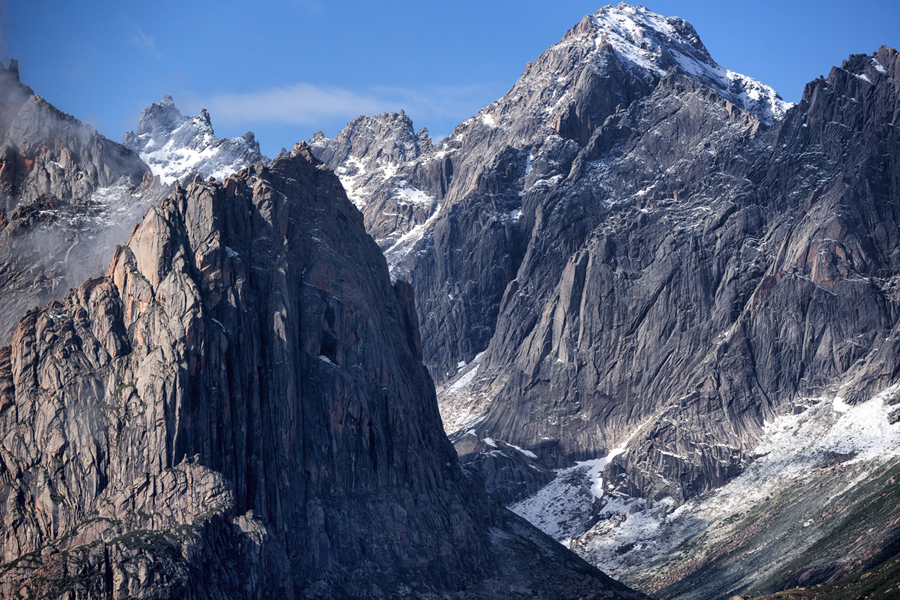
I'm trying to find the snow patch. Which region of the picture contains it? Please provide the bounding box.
[587,4,791,124]
[872,58,889,75]
[515,384,900,583]
[506,442,538,459]
[395,185,433,206]
[436,351,487,434]
[383,200,441,272]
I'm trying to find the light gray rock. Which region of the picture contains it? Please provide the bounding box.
[0,61,155,345]
[0,144,648,600]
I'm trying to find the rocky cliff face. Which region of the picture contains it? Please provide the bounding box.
[470,42,900,498]
[310,3,900,597]
[308,111,438,253]
[0,143,646,599]
[454,35,900,600]
[314,3,789,388]
[0,60,155,345]
[124,95,267,185]
[0,62,149,214]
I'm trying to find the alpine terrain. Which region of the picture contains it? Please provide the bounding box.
[0,60,153,345]
[0,55,649,596]
[123,95,267,186]
[311,3,900,599]
[0,79,270,347]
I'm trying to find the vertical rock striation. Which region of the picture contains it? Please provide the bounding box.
[0,143,646,599]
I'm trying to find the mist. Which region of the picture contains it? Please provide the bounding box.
[0,59,160,344]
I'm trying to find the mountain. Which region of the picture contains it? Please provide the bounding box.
[0,60,154,345]
[0,141,647,599]
[540,45,900,600]
[308,110,436,256]
[312,2,790,384]
[312,3,900,598]
[124,95,266,185]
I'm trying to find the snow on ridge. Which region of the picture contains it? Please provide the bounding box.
[383,199,442,272]
[126,100,265,185]
[587,3,791,124]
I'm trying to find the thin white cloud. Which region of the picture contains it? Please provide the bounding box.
[194,82,498,129]
[131,27,162,59]
[202,84,383,126]
[122,18,162,59]
[292,0,325,14]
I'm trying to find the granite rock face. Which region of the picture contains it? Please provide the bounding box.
[313,5,900,594]
[450,38,900,600]
[308,110,438,251]
[315,5,788,389]
[123,95,267,185]
[327,5,900,508]
[466,44,900,502]
[0,63,148,214]
[0,61,155,345]
[0,144,647,600]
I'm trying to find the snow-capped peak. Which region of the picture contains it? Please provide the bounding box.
[124,96,267,185]
[587,3,791,123]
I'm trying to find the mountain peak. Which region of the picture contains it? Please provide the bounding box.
[589,3,711,73]
[575,3,791,123]
[124,96,266,185]
[134,95,186,137]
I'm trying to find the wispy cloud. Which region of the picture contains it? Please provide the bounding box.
[202,84,383,126]
[292,0,325,14]
[130,25,162,59]
[115,16,162,60]
[193,82,498,130]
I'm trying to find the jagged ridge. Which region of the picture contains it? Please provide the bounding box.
[124,95,266,185]
[0,142,647,599]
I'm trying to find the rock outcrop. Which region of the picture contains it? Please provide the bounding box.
[124,95,267,185]
[0,63,148,214]
[0,143,646,599]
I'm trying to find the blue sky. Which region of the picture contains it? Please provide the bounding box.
[3,1,898,157]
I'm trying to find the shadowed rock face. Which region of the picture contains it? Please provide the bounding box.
[307,6,900,591]
[0,144,647,600]
[445,43,900,600]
